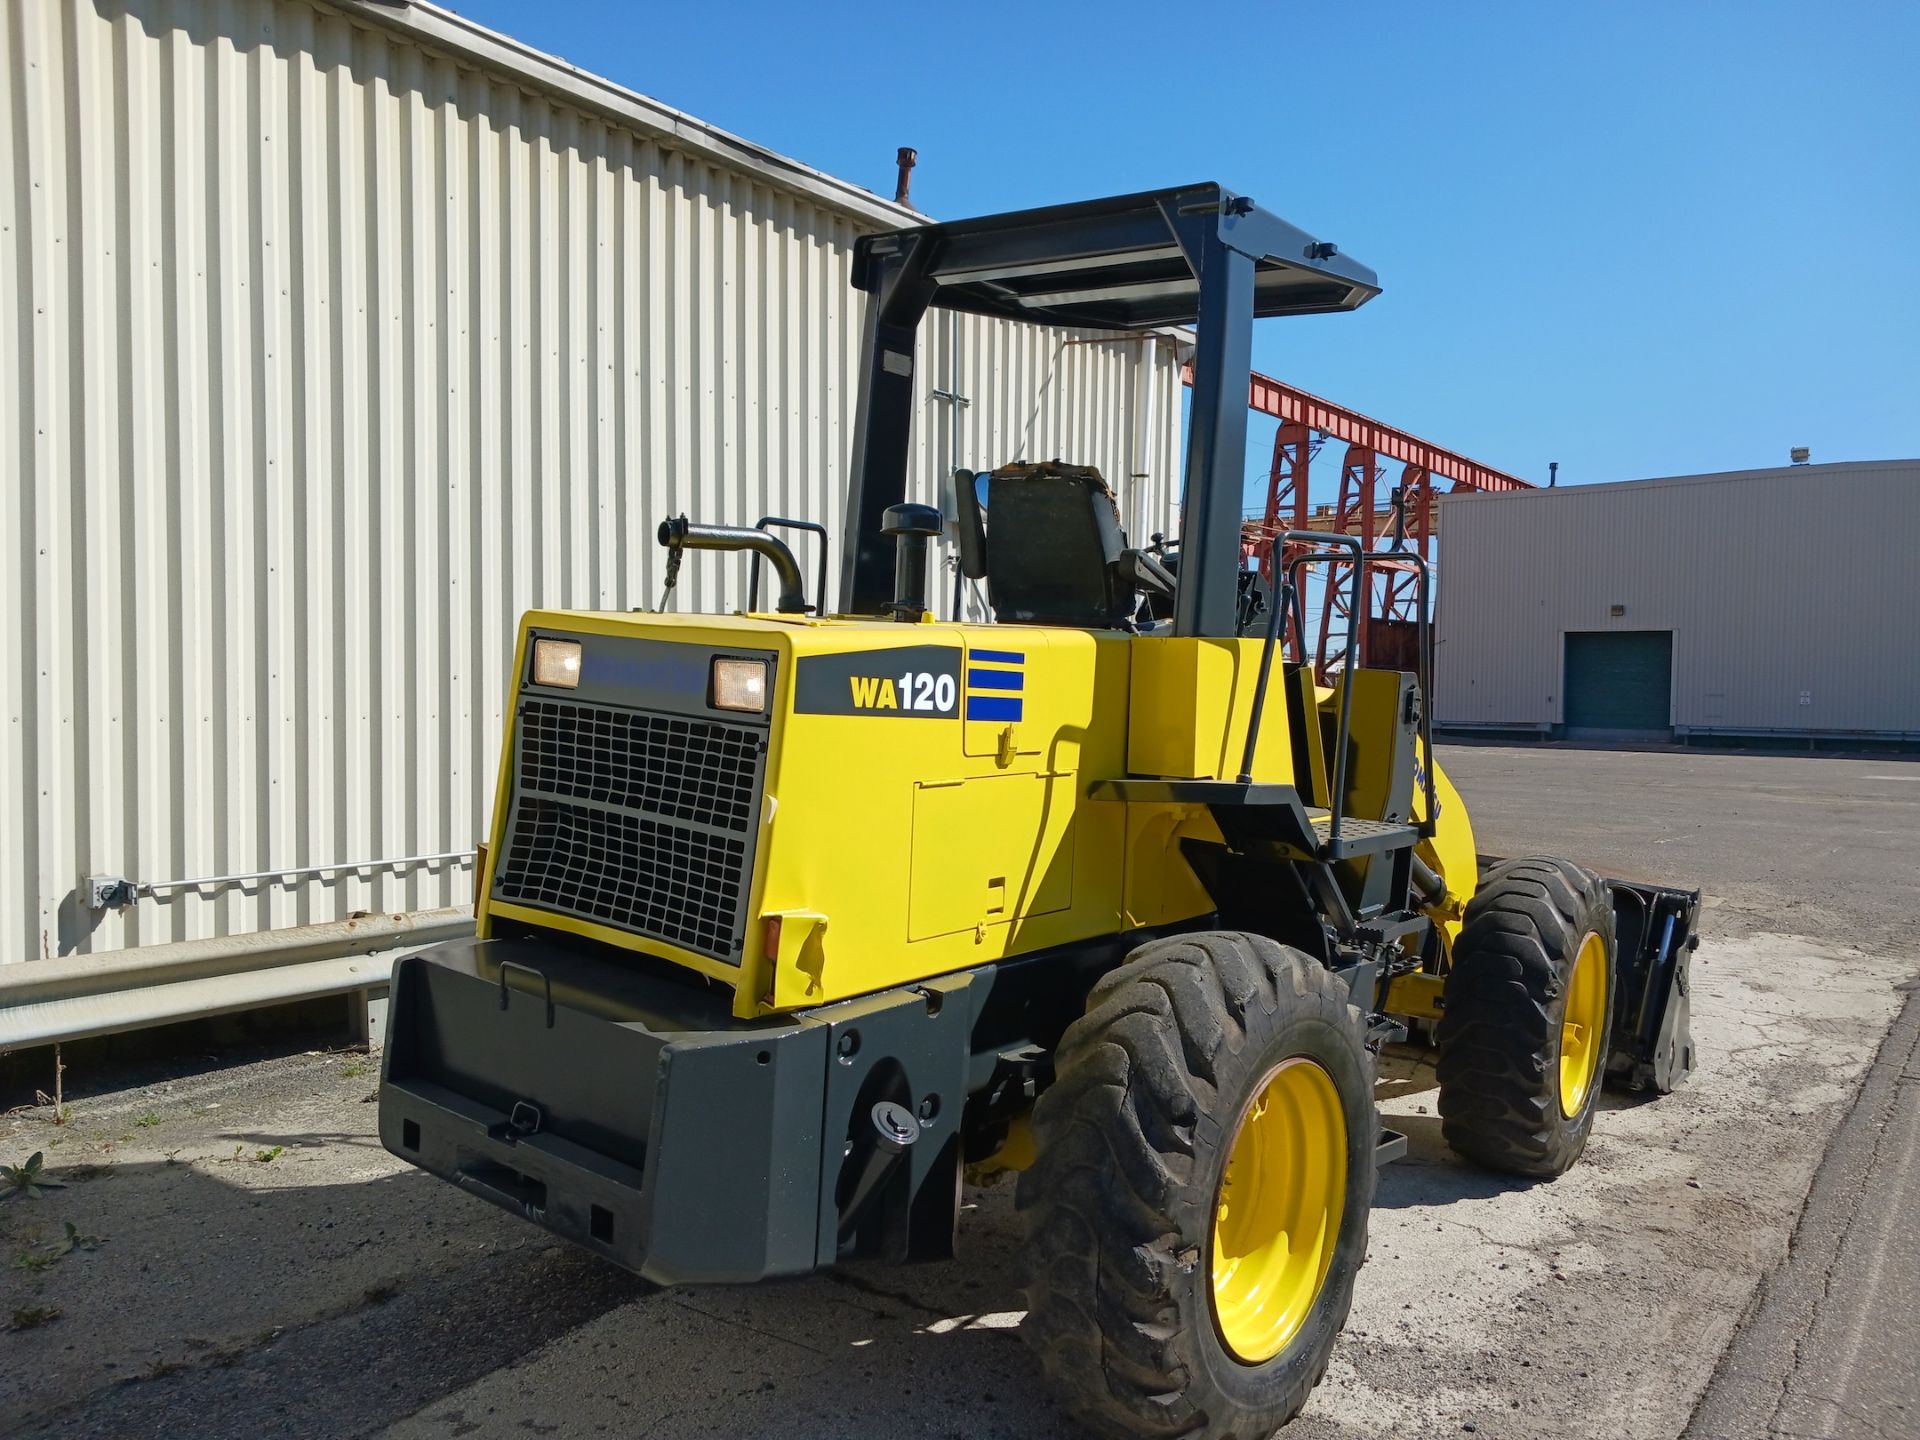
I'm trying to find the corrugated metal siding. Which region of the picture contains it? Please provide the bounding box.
[0,0,1182,963]
[1434,461,1920,735]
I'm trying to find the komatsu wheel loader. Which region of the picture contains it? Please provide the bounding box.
[379,183,1699,1438]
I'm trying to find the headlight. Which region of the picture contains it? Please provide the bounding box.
[531,637,582,688]
[711,657,768,713]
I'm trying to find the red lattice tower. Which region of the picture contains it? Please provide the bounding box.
[1224,369,1532,679]
[1244,419,1314,661]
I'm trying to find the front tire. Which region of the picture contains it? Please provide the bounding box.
[1436,857,1617,1177]
[1017,932,1375,1439]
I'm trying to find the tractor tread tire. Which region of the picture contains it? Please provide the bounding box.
[1016,931,1373,1440]
[1435,857,1616,1178]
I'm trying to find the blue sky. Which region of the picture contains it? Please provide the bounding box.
[447,1,1917,499]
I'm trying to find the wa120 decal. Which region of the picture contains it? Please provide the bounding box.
[793,646,961,719]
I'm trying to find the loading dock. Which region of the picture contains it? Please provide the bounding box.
[1563,630,1674,739]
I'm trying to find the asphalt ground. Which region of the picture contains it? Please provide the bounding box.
[1684,980,1920,1440]
[2,744,1916,1439]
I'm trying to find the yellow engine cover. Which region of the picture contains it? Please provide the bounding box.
[478,609,1460,1018]
[481,612,1164,1017]
[756,621,1135,1010]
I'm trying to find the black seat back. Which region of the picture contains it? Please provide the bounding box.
[971,461,1134,627]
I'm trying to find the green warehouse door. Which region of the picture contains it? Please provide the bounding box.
[1563,631,1673,737]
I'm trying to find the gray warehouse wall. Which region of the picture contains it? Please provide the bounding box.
[1434,460,1920,739]
[0,0,1183,965]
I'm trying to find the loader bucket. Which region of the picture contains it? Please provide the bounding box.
[1603,879,1701,1094]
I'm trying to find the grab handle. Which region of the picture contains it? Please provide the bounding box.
[497,959,556,1029]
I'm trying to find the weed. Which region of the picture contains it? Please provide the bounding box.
[1,1153,64,1202]
[8,1305,60,1331]
[11,1221,98,1274]
[254,1146,284,1164]
[339,1062,369,1080]
[46,1220,103,1257]
[12,1221,102,1271]
[136,1113,161,1129]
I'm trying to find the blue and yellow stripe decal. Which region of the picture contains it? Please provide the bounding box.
[966,649,1025,722]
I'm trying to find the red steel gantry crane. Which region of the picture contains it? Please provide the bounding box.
[1232,369,1533,677]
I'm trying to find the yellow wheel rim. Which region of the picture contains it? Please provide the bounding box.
[1559,932,1608,1118]
[1210,1057,1347,1364]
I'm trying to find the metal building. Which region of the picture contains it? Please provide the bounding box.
[0,0,1184,1014]
[1434,460,1920,743]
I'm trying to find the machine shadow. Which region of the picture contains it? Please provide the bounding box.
[1372,1042,1541,1210]
[1,1151,647,1440]
[1369,1040,1662,1211]
[4,1135,1070,1439]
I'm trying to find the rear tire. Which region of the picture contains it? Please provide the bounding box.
[1016,931,1375,1440]
[1436,857,1617,1178]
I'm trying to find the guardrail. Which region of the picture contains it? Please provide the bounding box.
[0,908,475,1052]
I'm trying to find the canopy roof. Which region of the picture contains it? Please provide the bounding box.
[853,182,1380,330]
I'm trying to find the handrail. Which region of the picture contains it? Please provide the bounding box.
[1382,518,1440,839]
[1237,553,1295,785]
[1240,532,1364,853]
[747,515,830,615]
[1298,536,1363,849]
[1382,487,1443,840]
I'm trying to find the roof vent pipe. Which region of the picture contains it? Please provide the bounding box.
[894,147,917,208]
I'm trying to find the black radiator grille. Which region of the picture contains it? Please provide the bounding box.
[494,698,765,962]
[515,700,762,832]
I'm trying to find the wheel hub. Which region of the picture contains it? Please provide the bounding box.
[1210,1056,1346,1364]
[1559,931,1608,1117]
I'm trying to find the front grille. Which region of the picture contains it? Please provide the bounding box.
[515,700,762,831]
[494,698,766,962]
[496,797,750,959]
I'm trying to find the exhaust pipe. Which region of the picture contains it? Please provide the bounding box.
[657,517,809,614]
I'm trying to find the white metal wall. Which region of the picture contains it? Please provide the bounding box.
[0,0,1183,964]
[1434,461,1920,737]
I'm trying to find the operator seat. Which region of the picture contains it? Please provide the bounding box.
[951,461,1169,628]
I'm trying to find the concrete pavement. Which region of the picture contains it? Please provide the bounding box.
[2,745,1916,1439]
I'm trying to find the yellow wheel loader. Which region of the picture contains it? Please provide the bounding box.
[379,184,1699,1438]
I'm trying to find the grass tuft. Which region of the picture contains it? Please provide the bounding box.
[8,1304,61,1331]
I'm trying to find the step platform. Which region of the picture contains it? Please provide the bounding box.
[1086,777,1418,862]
